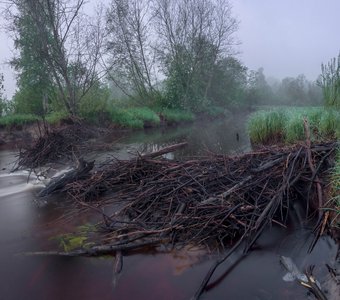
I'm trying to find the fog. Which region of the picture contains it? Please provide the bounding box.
[232,0,340,81]
[1,0,340,98]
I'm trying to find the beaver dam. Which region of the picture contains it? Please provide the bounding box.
[15,124,339,299]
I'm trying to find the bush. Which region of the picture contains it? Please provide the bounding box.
[0,114,39,127]
[45,111,70,124]
[160,109,195,123]
[109,107,161,129]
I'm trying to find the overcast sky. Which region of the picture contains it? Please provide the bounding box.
[1,0,340,98]
[232,0,340,80]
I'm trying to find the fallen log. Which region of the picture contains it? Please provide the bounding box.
[22,238,165,257]
[140,142,187,159]
[27,140,337,299]
[38,158,94,197]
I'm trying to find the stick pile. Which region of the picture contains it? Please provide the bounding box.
[17,124,105,169]
[62,141,336,252]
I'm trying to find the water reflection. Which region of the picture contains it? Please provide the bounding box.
[90,114,251,163]
[0,114,338,299]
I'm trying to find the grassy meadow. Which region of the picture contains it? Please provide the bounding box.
[248,107,340,144]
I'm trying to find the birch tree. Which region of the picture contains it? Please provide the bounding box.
[8,0,104,116]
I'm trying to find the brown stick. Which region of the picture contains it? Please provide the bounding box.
[21,239,164,257]
[201,175,253,205]
[140,142,188,159]
[303,118,323,217]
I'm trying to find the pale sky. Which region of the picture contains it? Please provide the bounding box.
[232,0,340,81]
[1,0,340,99]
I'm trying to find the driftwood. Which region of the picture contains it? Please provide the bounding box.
[140,142,187,159]
[16,124,104,170]
[38,142,187,198]
[26,140,337,300]
[38,159,94,197]
[34,141,336,252]
[22,238,165,257]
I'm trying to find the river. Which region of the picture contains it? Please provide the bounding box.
[0,114,338,300]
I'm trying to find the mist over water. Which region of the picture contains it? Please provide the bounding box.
[0,116,338,299]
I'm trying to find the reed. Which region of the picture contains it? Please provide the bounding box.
[248,107,340,144]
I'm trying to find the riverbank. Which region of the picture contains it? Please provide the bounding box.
[0,106,234,149]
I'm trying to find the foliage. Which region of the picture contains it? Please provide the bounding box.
[160,109,195,123]
[9,0,104,116]
[208,57,247,106]
[157,0,238,111]
[319,52,340,108]
[79,83,111,123]
[11,9,56,117]
[109,107,160,128]
[45,111,69,125]
[0,113,39,127]
[105,0,157,103]
[247,110,286,144]
[248,107,340,144]
[276,75,323,106]
[245,68,274,105]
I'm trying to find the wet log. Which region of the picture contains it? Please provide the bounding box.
[140,142,187,159]
[38,159,94,197]
[22,239,164,257]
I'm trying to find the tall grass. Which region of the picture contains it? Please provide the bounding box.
[247,110,286,144]
[109,107,160,129]
[248,107,340,144]
[0,114,39,127]
[160,109,195,123]
[45,111,69,124]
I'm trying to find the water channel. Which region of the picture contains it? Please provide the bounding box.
[0,113,338,299]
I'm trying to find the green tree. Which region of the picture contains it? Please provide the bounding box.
[245,68,274,105]
[208,57,248,106]
[105,0,157,104]
[8,0,104,116]
[11,10,56,115]
[154,0,238,112]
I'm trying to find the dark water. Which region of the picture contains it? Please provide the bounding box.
[0,114,338,300]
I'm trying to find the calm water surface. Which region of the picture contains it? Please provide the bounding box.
[0,114,338,299]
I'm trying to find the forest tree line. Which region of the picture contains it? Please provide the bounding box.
[0,0,337,121]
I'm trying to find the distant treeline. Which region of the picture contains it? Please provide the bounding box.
[0,0,337,122]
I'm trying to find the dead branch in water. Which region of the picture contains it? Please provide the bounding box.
[26,140,337,299]
[39,141,336,253]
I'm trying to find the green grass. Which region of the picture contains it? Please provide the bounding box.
[160,109,195,123]
[247,110,286,144]
[45,111,69,124]
[204,106,229,118]
[128,107,160,125]
[0,114,39,127]
[109,107,160,129]
[248,107,340,144]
